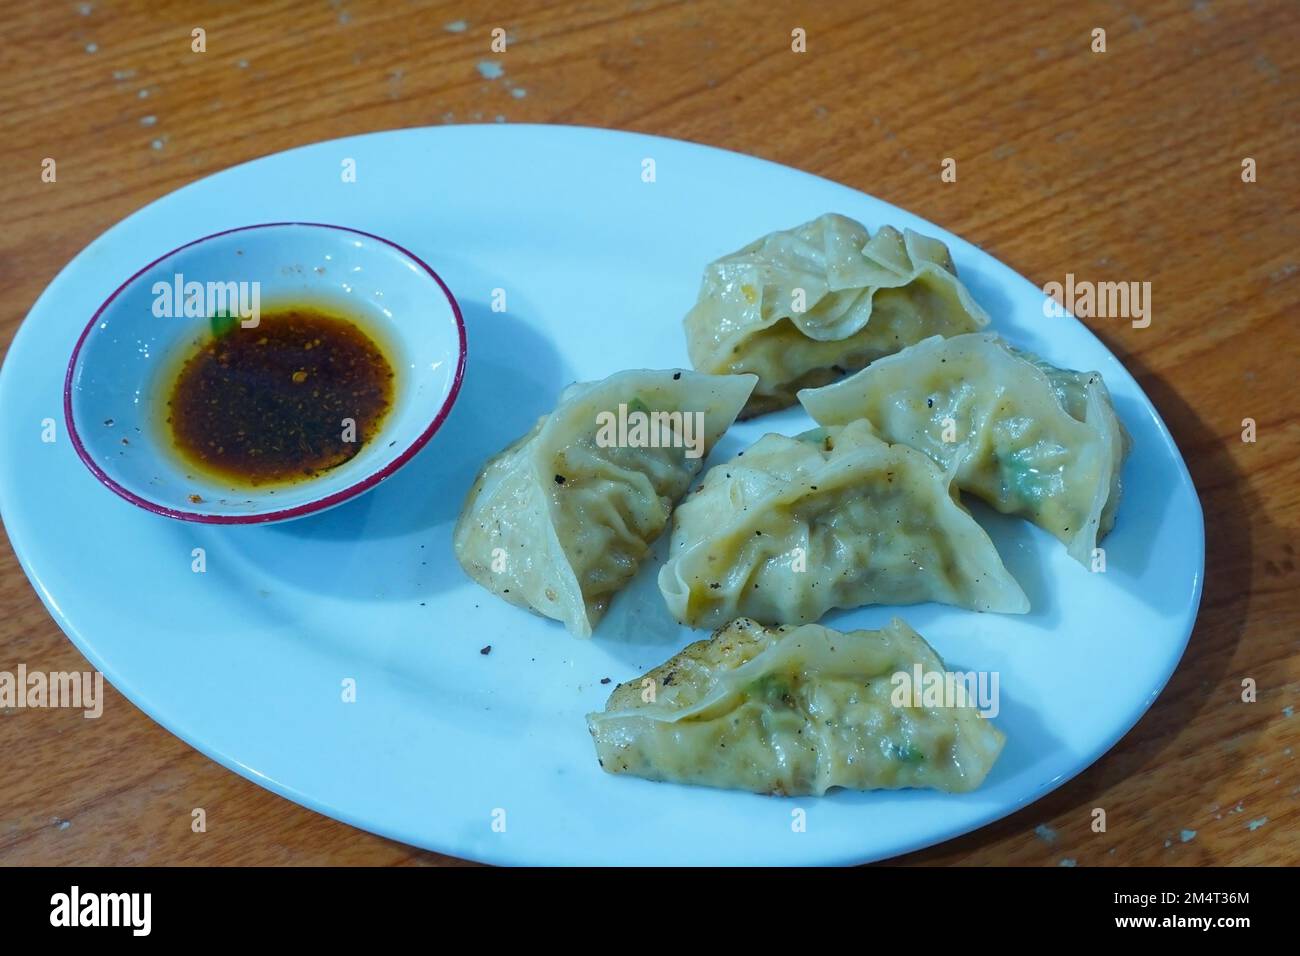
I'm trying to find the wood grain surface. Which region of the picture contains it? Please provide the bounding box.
[0,0,1296,866]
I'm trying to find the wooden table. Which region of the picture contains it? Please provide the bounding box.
[1,0,1295,867]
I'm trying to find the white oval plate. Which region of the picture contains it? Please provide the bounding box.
[0,126,1203,866]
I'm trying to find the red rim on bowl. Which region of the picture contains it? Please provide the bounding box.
[63,222,468,524]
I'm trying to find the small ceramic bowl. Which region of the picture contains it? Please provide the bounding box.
[64,222,466,523]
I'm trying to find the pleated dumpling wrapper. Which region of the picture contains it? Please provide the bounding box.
[658,420,1028,629]
[588,617,1005,795]
[683,213,989,417]
[799,333,1130,565]
[454,369,757,637]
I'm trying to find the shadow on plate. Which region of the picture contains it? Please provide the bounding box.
[964,500,1060,631]
[591,533,692,661]
[954,257,1018,336]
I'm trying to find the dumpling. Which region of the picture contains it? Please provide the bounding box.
[454,369,756,637]
[798,333,1130,565]
[658,420,1028,629]
[683,213,989,417]
[587,617,1005,795]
